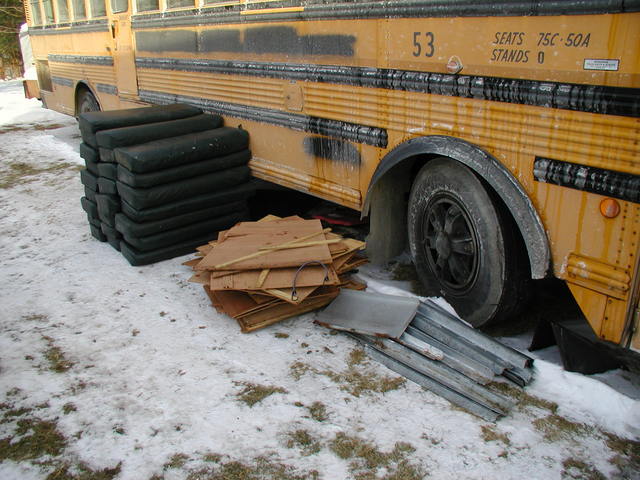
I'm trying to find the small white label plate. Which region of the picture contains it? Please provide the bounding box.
[583,59,620,71]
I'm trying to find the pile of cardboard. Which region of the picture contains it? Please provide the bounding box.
[184,216,367,332]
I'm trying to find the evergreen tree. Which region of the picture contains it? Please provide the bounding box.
[0,0,25,77]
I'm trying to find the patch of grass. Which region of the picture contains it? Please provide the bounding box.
[203,453,222,463]
[285,429,322,456]
[43,336,73,373]
[532,414,593,443]
[186,455,318,480]
[0,406,32,423]
[274,332,289,339]
[21,313,49,322]
[164,453,189,470]
[290,352,405,398]
[33,123,66,131]
[561,458,605,480]
[605,432,640,477]
[489,381,558,413]
[0,123,66,134]
[335,369,405,397]
[307,401,328,422]
[234,382,287,407]
[328,433,423,479]
[63,403,77,415]
[45,462,121,480]
[290,361,312,381]
[0,161,80,189]
[0,418,66,461]
[480,425,511,446]
[348,348,367,367]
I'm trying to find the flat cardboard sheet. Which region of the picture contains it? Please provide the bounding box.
[210,265,338,291]
[196,219,333,270]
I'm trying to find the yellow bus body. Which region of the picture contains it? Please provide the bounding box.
[24,0,640,351]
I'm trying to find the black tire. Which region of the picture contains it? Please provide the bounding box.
[408,158,528,327]
[77,90,100,115]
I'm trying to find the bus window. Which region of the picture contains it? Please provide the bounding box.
[56,0,70,21]
[42,0,55,23]
[72,0,86,20]
[111,0,128,13]
[136,0,159,12]
[29,0,43,24]
[166,0,194,9]
[90,0,107,16]
[203,0,239,5]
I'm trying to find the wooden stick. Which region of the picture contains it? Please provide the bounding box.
[256,269,270,288]
[262,228,331,249]
[258,239,341,251]
[214,228,332,269]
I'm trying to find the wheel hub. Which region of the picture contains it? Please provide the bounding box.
[435,232,452,259]
[421,194,479,292]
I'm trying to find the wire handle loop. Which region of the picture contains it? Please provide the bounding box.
[291,260,329,301]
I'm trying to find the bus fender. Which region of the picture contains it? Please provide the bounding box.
[363,135,550,279]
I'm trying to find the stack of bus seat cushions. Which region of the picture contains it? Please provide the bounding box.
[78,104,254,266]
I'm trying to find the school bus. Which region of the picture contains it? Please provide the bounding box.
[22,0,640,355]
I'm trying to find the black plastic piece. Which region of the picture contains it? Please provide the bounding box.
[115,127,250,173]
[84,158,99,175]
[98,177,118,195]
[95,113,223,151]
[97,162,118,180]
[95,193,121,227]
[116,165,250,209]
[115,199,246,237]
[79,103,202,147]
[81,196,98,218]
[122,209,247,251]
[84,186,97,202]
[80,142,99,163]
[120,182,254,222]
[116,149,250,187]
[89,223,107,242]
[80,168,98,191]
[551,320,621,374]
[120,233,220,266]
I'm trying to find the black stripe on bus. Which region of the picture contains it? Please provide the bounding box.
[533,157,640,204]
[131,0,640,29]
[51,76,73,87]
[49,54,114,66]
[138,89,388,148]
[136,57,640,118]
[135,28,356,56]
[28,20,108,35]
[96,83,118,95]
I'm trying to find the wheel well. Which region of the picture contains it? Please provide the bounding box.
[364,136,550,279]
[74,83,100,116]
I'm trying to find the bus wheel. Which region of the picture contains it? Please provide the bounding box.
[77,89,100,115]
[408,158,525,327]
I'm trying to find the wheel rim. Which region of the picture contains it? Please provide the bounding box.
[420,193,479,292]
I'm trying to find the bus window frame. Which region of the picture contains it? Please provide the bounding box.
[89,0,108,18]
[71,0,87,21]
[111,0,129,14]
[54,0,71,23]
[165,0,198,11]
[134,0,161,14]
[42,0,55,24]
[29,0,44,25]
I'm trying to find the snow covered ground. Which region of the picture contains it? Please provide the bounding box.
[1,79,639,480]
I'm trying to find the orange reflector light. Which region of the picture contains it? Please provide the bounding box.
[600,198,620,218]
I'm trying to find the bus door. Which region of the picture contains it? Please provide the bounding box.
[108,0,138,97]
